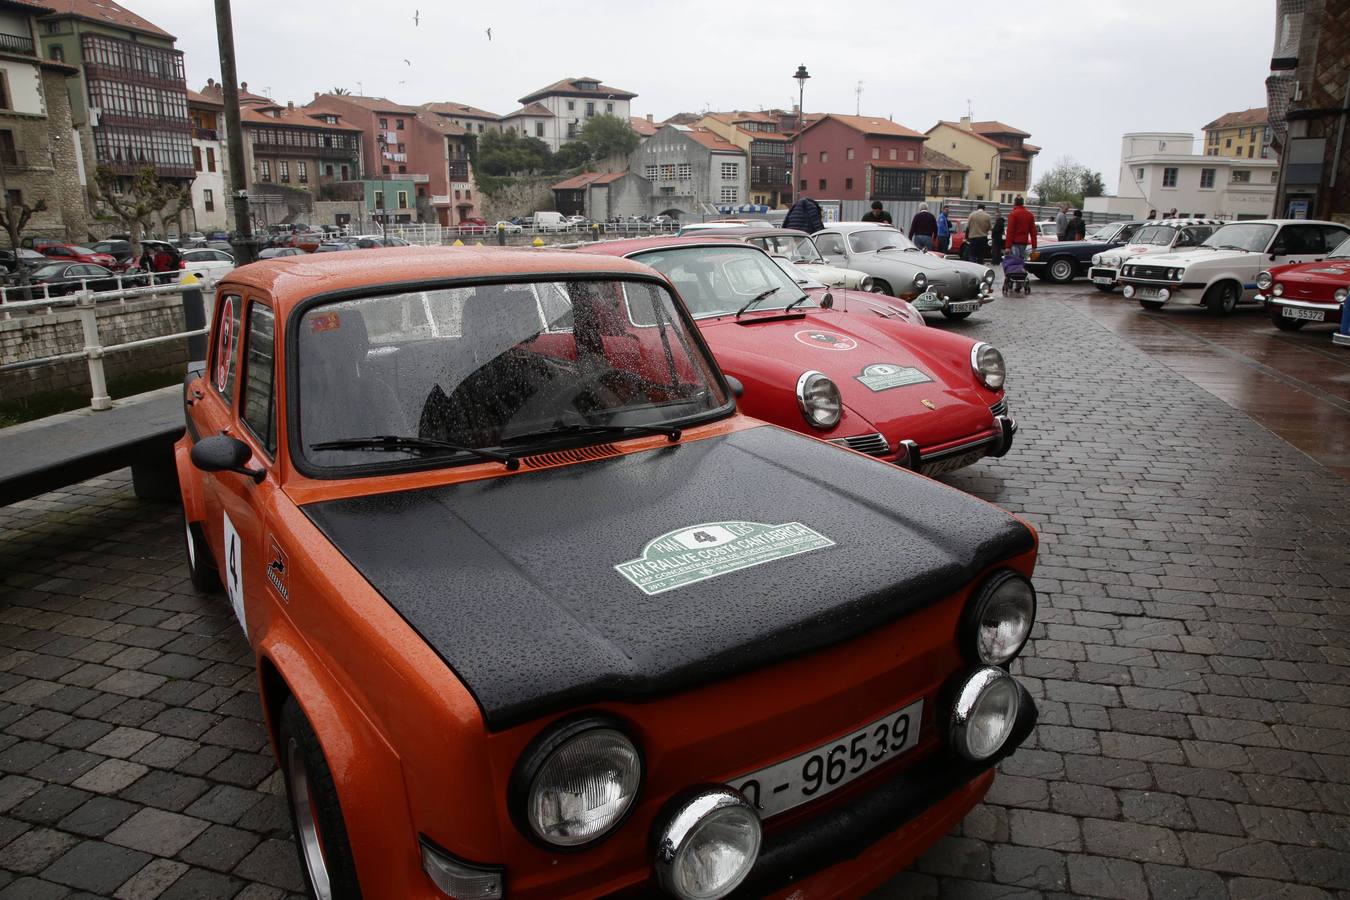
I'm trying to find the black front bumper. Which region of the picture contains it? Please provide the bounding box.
[734,684,1038,897]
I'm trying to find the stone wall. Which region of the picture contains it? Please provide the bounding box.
[1,295,193,403]
[479,177,558,222]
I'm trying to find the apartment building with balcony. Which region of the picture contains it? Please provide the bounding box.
[924,117,1040,203]
[696,112,792,207]
[0,0,86,240]
[505,76,636,151]
[37,0,192,192]
[1203,108,1272,160]
[187,87,226,231]
[413,109,478,225]
[795,114,928,202]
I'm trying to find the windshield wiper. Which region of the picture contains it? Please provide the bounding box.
[736,286,779,318]
[309,435,519,470]
[502,422,681,444]
[782,293,813,312]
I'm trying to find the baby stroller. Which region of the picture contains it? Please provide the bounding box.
[1001,253,1031,295]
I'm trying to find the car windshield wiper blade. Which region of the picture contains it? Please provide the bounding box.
[502,422,681,444]
[782,293,813,312]
[735,286,779,317]
[309,435,519,470]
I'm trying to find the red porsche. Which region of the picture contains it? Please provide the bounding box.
[1259,234,1350,331]
[582,237,1016,475]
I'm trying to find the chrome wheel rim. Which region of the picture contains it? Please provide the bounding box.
[286,737,333,900]
[1224,287,1238,313]
[1050,260,1072,281]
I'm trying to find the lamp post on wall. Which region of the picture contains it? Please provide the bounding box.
[793,64,810,201]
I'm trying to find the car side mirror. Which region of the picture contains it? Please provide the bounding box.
[724,375,744,398]
[190,434,264,483]
[819,292,834,309]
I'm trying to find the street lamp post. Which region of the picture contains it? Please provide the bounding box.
[793,64,810,202]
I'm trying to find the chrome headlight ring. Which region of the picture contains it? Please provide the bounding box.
[796,371,842,429]
[970,343,1006,391]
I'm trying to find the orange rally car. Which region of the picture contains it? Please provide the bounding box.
[175,246,1039,899]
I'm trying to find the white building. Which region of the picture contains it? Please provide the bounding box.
[187,89,228,232]
[503,77,636,152]
[1086,132,1277,221]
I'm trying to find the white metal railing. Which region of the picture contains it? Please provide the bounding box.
[349,220,685,246]
[0,279,209,411]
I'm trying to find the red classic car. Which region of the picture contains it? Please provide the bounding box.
[582,237,1016,475]
[1259,235,1350,331]
[39,243,120,269]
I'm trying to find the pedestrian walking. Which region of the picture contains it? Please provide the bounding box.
[1066,209,1086,241]
[909,204,938,252]
[783,196,824,233]
[966,203,992,263]
[991,212,1006,262]
[1054,203,1070,240]
[1005,197,1037,259]
[860,200,892,224]
[936,206,952,254]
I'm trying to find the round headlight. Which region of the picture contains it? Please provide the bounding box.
[515,720,641,848]
[1256,271,1273,290]
[1273,283,1284,296]
[970,343,1005,391]
[860,275,875,292]
[949,667,1021,762]
[962,570,1036,665]
[1091,254,1101,265]
[912,272,928,290]
[796,371,841,429]
[1336,288,1348,303]
[983,268,995,283]
[654,789,761,900]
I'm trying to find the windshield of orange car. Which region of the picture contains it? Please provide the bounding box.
[628,246,811,320]
[295,278,731,470]
[847,228,916,254]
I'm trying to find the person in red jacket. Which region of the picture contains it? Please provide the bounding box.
[1005,197,1037,259]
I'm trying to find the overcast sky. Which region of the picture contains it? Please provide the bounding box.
[139,0,1274,194]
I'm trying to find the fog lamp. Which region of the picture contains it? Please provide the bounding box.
[653,789,761,899]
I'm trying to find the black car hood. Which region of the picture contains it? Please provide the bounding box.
[303,427,1033,730]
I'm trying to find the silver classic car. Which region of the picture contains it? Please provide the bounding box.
[812,223,996,320]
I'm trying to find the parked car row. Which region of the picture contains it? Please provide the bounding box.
[177,242,1038,899]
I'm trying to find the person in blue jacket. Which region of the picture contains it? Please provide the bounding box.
[936,206,952,254]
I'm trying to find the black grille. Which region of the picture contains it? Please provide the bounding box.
[989,399,1007,418]
[830,433,890,456]
[1131,264,1169,280]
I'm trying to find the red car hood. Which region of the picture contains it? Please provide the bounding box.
[1272,259,1350,300]
[697,308,997,446]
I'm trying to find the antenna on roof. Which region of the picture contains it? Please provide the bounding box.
[966,98,973,118]
[855,80,863,116]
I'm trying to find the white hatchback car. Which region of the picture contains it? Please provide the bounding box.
[1118,219,1350,314]
[1088,220,1223,290]
[180,248,234,288]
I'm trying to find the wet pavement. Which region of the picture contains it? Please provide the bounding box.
[1,280,1348,899]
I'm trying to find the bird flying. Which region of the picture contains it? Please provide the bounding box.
[486,27,492,41]
[413,9,419,25]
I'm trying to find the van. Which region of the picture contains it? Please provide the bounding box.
[533,211,567,232]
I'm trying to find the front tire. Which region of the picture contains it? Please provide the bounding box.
[183,519,220,593]
[1046,257,1076,283]
[1203,281,1240,316]
[279,697,363,900]
[1094,283,1116,293]
[1270,311,1307,331]
[870,279,893,297]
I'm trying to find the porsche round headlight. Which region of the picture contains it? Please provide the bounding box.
[654,789,761,900]
[1256,271,1273,291]
[912,272,928,291]
[970,343,1005,390]
[796,371,841,429]
[950,668,1021,762]
[860,275,876,292]
[982,268,996,283]
[1273,283,1284,296]
[1335,288,1348,303]
[961,570,1036,665]
[514,720,641,848]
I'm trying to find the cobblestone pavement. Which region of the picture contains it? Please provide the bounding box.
[2,283,1349,899]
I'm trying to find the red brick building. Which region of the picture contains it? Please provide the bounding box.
[795,114,927,202]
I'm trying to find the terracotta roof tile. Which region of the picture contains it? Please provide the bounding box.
[519,76,637,104]
[969,120,1031,137]
[238,105,362,132]
[413,111,467,135]
[503,101,553,119]
[591,172,625,184]
[807,114,925,139]
[630,116,659,136]
[186,89,222,108]
[927,121,1007,150]
[1202,107,1268,131]
[317,93,420,115]
[420,101,501,120]
[551,172,603,190]
[40,0,172,38]
[922,147,970,170]
[677,126,745,153]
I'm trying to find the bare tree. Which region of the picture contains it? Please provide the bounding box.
[92,166,190,262]
[0,195,47,285]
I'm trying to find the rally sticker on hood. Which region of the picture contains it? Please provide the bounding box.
[615,521,834,595]
[795,330,858,351]
[856,363,933,392]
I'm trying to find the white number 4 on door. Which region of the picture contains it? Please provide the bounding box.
[222,512,247,637]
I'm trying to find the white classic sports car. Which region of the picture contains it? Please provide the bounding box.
[1118,219,1350,314]
[1087,220,1223,290]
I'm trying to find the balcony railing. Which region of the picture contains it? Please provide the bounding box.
[0,32,35,55]
[447,161,469,181]
[192,126,217,141]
